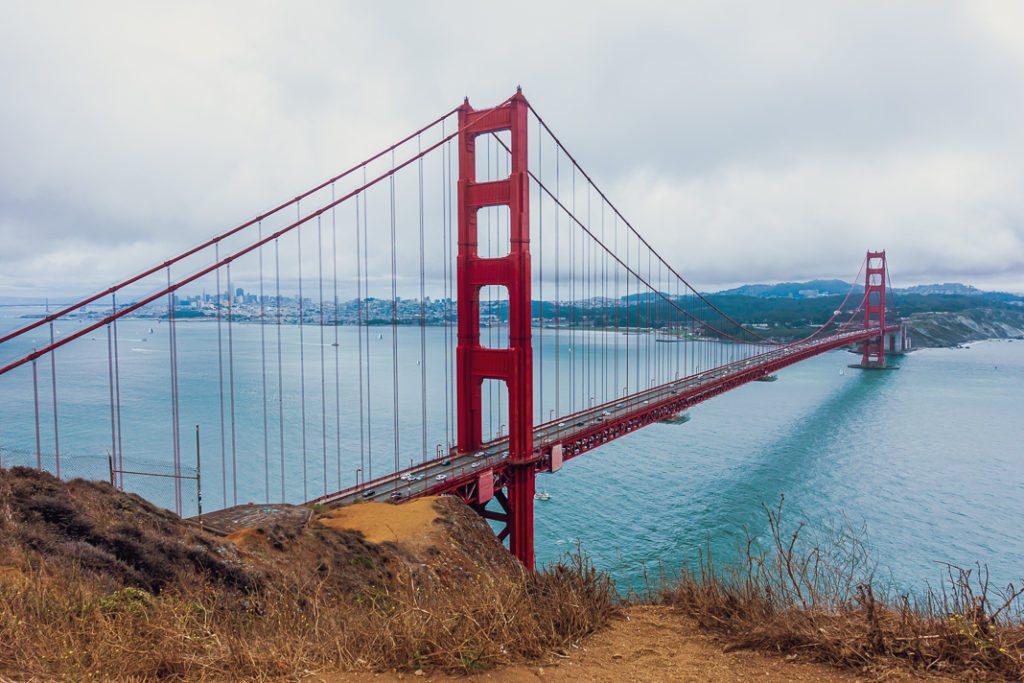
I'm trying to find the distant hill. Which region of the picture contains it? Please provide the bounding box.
[898,283,982,296]
[714,279,858,299]
[711,280,1024,304]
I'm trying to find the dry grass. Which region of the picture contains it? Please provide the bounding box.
[659,497,1024,680]
[0,466,618,680]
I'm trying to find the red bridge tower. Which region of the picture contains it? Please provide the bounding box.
[456,90,536,568]
[860,250,889,368]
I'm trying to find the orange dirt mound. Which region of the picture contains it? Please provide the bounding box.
[225,527,272,549]
[318,496,442,551]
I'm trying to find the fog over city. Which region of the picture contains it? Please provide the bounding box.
[2,1,1023,298]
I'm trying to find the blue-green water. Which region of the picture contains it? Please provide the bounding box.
[535,338,1024,593]
[1,307,1022,593]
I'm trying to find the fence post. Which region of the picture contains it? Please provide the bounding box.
[196,424,203,529]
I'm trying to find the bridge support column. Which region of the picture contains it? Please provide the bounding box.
[851,250,897,370]
[456,90,535,569]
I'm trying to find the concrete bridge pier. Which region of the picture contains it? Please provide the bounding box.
[849,324,909,370]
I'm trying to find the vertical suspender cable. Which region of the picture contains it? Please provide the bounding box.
[418,135,427,463]
[332,187,342,490]
[614,213,619,397]
[636,236,642,394]
[585,183,590,408]
[275,239,286,502]
[32,357,41,469]
[226,263,238,506]
[297,204,309,501]
[258,222,270,501]
[215,244,227,507]
[355,194,367,483]
[570,166,575,413]
[167,267,182,514]
[113,294,123,487]
[624,222,629,398]
[598,196,602,401]
[537,119,543,423]
[554,146,560,416]
[390,151,400,475]
[106,324,117,482]
[440,124,450,449]
[318,215,328,496]
[675,274,680,377]
[646,248,652,388]
[48,322,60,479]
[362,173,373,480]
[446,136,455,447]
[600,198,606,403]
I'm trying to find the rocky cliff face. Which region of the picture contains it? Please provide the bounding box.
[904,308,1024,347]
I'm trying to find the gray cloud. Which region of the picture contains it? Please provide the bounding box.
[2,0,1023,296]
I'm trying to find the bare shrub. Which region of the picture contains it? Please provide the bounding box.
[660,496,1024,679]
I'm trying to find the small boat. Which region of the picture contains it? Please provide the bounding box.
[148,328,154,334]
[659,412,691,425]
[534,490,551,501]
[755,374,778,382]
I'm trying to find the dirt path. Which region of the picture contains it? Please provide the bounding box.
[318,605,951,682]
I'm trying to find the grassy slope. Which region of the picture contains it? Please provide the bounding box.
[0,466,616,680]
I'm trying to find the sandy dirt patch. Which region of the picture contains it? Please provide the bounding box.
[318,496,443,552]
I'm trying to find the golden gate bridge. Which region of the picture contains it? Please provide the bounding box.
[0,89,901,569]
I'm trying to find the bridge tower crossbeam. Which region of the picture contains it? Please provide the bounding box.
[456,90,535,568]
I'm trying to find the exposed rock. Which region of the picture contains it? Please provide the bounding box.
[904,308,1024,348]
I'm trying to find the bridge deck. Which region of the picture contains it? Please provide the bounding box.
[309,326,896,509]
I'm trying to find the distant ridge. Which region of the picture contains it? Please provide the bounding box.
[711,280,1024,303]
[714,279,857,299]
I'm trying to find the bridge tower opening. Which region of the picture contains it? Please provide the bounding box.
[456,90,536,568]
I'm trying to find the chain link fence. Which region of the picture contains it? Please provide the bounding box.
[0,445,201,518]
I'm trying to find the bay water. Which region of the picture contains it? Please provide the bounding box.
[1,306,1021,594]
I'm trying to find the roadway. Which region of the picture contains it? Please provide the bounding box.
[309,326,893,508]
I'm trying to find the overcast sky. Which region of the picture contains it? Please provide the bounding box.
[2,0,1023,298]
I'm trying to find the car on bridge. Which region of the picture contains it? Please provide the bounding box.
[435,473,447,481]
